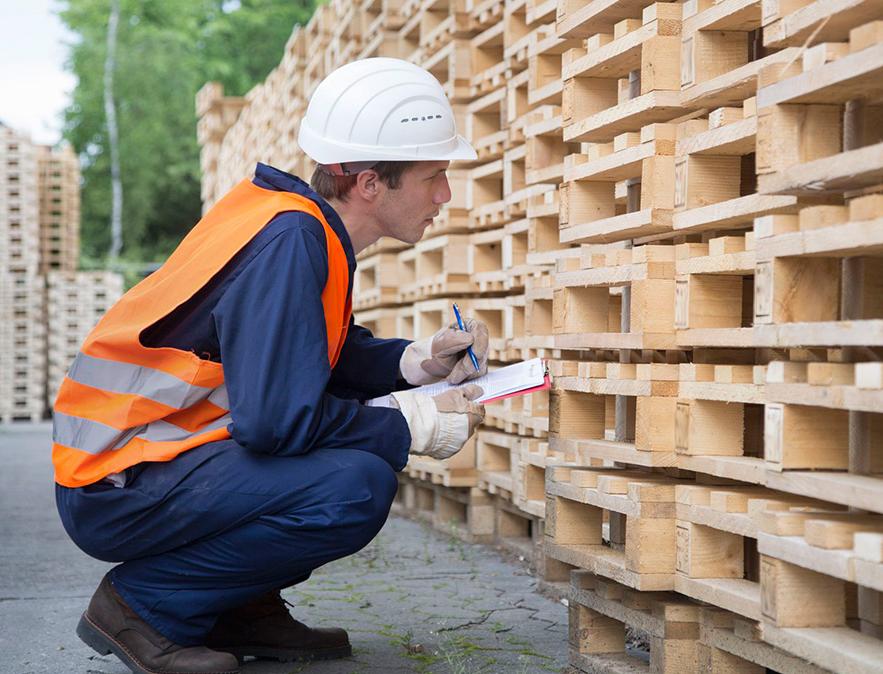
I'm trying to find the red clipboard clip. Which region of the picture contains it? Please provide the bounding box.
[481,374,551,404]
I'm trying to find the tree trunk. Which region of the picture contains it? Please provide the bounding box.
[104,0,123,259]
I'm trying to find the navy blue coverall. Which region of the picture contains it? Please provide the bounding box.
[56,164,413,645]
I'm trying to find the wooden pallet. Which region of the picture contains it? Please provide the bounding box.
[470,20,507,96]
[393,473,495,542]
[760,552,883,673]
[412,234,475,299]
[352,252,400,310]
[757,23,883,195]
[752,199,883,348]
[419,0,477,59]
[352,307,400,340]
[562,3,685,144]
[554,243,678,350]
[491,492,547,568]
[476,428,522,498]
[421,38,475,102]
[404,433,479,488]
[468,156,510,229]
[467,85,510,162]
[560,124,676,244]
[567,572,702,673]
[528,26,580,107]
[546,466,680,590]
[698,606,828,674]
[674,232,757,347]
[762,0,883,50]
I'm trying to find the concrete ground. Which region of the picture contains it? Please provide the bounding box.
[0,422,568,674]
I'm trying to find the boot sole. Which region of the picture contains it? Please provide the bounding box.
[217,643,353,663]
[77,613,240,674]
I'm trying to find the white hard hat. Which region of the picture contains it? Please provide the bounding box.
[298,57,477,171]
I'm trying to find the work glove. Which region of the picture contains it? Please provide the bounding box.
[391,384,485,460]
[399,318,490,386]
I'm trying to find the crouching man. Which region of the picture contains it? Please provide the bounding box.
[53,57,488,674]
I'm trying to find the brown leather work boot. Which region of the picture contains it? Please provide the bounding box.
[205,590,352,662]
[77,574,240,674]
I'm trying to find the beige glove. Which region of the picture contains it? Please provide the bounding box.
[391,384,485,460]
[399,318,490,386]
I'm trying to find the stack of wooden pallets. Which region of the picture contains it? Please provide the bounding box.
[45,271,124,409]
[197,1,883,670]
[36,144,80,273]
[1,123,46,422]
[1,123,124,424]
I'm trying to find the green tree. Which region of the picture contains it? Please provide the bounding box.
[60,0,316,263]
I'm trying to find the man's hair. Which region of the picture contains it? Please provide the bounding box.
[310,161,415,202]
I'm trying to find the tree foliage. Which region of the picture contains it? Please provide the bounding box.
[60,0,316,262]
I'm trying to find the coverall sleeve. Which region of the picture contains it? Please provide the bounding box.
[327,320,411,401]
[211,224,411,471]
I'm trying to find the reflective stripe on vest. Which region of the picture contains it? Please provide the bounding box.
[52,178,352,488]
[67,352,226,410]
[53,411,233,455]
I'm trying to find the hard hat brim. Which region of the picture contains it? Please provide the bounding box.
[299,121,477,165]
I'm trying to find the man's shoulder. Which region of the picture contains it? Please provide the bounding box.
[262,209,328,245]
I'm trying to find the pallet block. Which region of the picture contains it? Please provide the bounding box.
[764,402,849,470]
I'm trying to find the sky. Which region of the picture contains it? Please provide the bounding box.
[0,0,76,145]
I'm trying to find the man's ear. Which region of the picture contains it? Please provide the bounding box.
[355,170,381,202]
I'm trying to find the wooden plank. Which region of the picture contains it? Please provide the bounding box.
[759,141,883,196]
[757,41,883,107]
[761,623,883,674]
[764,0,883,49]
[556,0,659,38]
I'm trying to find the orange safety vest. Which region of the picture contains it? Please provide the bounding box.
[52,179,352,488]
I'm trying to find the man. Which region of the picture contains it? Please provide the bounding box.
[54,57,489,674]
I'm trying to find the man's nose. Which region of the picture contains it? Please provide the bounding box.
[433,175,452,205]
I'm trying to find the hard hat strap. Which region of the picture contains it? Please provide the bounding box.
[319,161,380,177]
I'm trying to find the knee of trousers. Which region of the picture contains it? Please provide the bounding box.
[335,452,398,548]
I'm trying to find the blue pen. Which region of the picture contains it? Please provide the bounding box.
[452,303,481,372]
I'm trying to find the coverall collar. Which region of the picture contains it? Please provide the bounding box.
[252,163,356,272]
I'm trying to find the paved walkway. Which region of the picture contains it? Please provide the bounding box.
[0,422,567,674]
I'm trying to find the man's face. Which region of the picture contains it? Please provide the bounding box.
[376,161,452,244]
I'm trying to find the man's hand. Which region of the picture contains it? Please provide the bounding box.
[399,318,489,386]
[391,384,485,460]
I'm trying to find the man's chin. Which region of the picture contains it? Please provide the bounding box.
[395,221,432,244]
